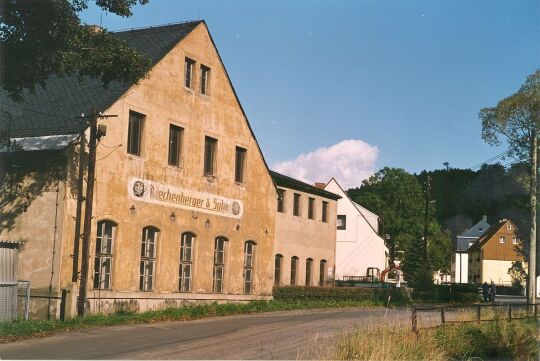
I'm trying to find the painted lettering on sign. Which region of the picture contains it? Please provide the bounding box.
[128,178,243,219]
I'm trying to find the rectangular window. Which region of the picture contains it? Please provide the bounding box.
[168,124,183,167]
[308,197,315,220]
[244,242,255,294]
[179,233,195,292]
[213,237,227,293]
[127,111,144,156]
[293,193,301,217]
[235,146,246,183]
[305,259,313,286]
[290,257,298,285]
[322,201,328,223]
[140,227,158,291]
[277,189,285,213]
[513,237,518,245]
[337,215,346,230]
[200,65,211,95]
[499,236,505,244]
[204,136,217,176]
[184,57,195,88]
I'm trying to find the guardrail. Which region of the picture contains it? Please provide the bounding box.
[411,302,539,334]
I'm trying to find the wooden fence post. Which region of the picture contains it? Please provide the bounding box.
[412,308,417,333]
[508,305,512,322]
[440,307,445,324]
[477,304,481,323]
[534,303,537,318]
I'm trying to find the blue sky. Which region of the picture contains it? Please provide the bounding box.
[81,0,540,187]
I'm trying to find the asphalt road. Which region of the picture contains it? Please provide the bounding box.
[0,308,411,360]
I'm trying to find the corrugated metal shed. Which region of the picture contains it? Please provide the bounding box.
[0,241,20,320]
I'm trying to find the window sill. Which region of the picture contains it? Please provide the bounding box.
[126,153,144,162]
[167,164,184,172]
[204,174,218,182]
[184,86,195,93]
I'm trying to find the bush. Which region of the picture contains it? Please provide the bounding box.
[412,283,479,303]
[273,286,410,304]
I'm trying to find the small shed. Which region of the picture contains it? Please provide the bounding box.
[0,240,20,320]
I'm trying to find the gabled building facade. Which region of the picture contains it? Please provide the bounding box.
[271,171,340,287]
[0,21,277,318]
[451,216,490,283]
[468,219,524,285]
[323,178,387,280]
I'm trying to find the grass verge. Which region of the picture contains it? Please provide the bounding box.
[0,299,383,343]
[329,318,539,361]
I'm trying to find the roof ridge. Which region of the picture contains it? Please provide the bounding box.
[112,20,203,34]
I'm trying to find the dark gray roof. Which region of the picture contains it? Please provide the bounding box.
[0,21,202,138]
[459,216,490,238]
[270,171,341,200]
[455,216,490,251]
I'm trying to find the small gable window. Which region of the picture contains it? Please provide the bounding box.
[337,215,346,230]
[200,65,211,95]
[499,236,505,244]
[184,57,195,89]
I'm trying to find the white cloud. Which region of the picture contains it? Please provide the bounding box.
[272,139,378,189]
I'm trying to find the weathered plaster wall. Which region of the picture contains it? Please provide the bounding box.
[0,151,68,318]
[274,188,337,286]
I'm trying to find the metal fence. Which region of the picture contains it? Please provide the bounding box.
[411,303,540,334]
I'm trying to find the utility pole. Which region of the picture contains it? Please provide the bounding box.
[528,129,537,305]
[423,175,431,264]
[72,132,86,282]
[77,110,98,317]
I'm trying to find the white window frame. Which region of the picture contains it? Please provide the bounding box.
[243,241,256,294]
[140,227,159,291]
[93,220,116,290]
[179,232,195,292]
[499,236,505,244]
[213,237,227,293]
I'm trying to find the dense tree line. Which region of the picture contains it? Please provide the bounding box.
[347,163,529,285]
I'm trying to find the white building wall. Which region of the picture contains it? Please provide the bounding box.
[481,260,514,285]
[452,252,469,283]
[324,179,387,280]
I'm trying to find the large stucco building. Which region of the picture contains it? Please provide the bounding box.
[0,21,278,318]
[323,178,387,280]
[270,171,340,287]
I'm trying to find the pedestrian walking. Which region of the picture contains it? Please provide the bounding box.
[488,283,492,302]
[491,281,497,303]
[482,282,489,302]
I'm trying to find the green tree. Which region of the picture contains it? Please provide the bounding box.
[0,0,152,101]
[349,168,424,268]
[479,69,540,303]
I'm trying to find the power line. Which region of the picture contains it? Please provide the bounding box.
[468,151,507,170]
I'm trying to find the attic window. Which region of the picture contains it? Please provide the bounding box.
[478,228,483,232]
[184,57,195,89]
[507,224,512,230]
